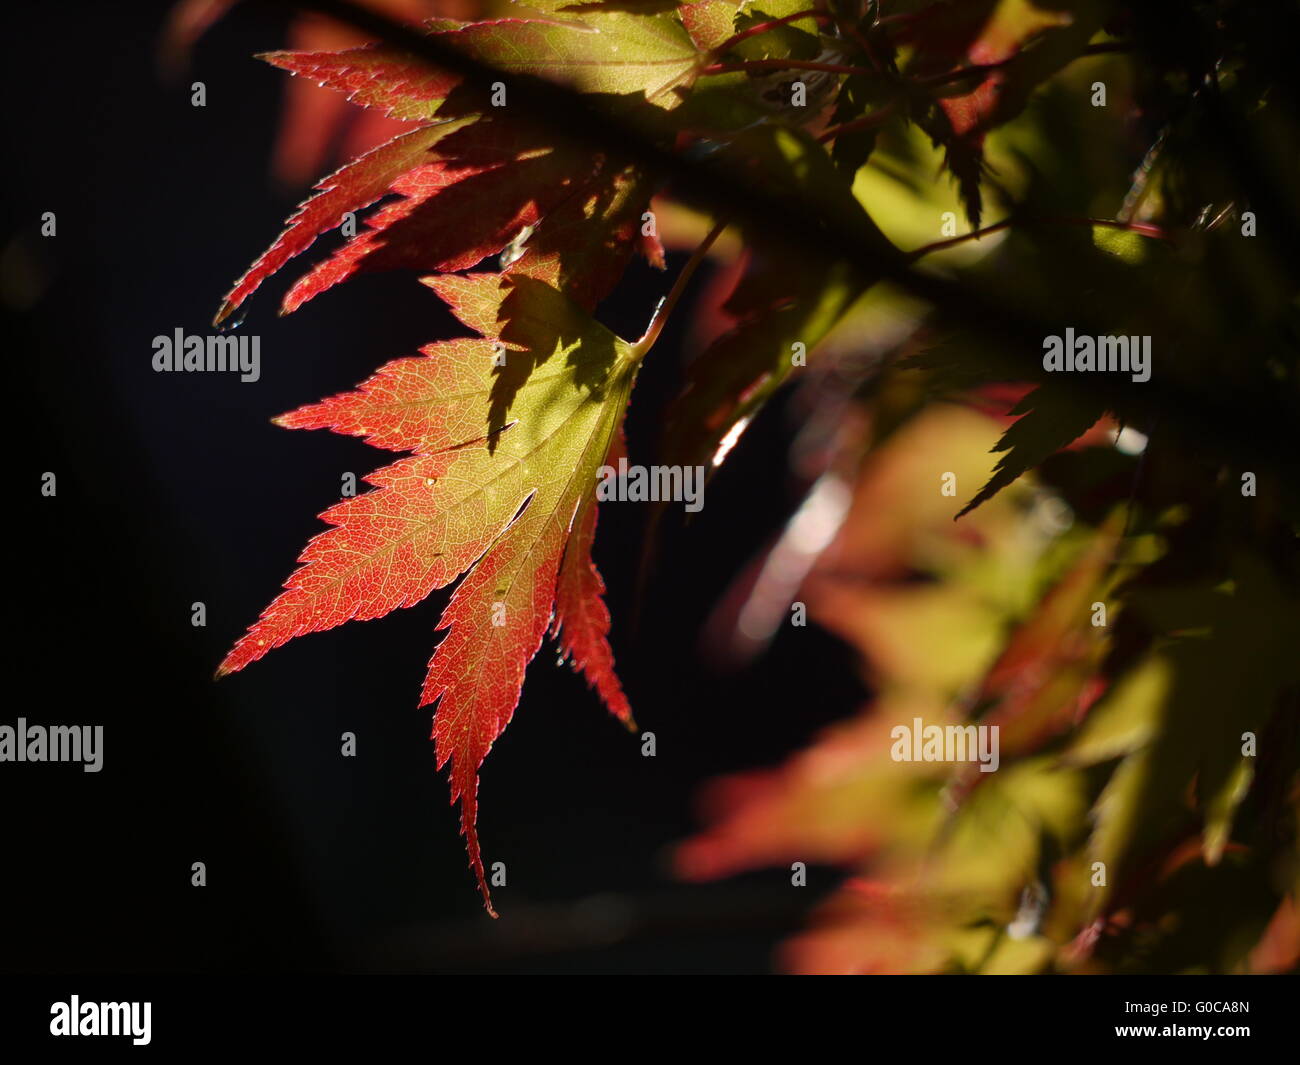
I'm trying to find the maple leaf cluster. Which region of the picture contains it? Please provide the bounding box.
[215,0,1300,968]
[216,0,911,912]
[215,3,706,912]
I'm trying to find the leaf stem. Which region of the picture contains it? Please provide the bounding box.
[708,9,831,60]
[701,58,877,77]
[632,220,727,361]
[906,215,1169,260]
[817,100,896,143]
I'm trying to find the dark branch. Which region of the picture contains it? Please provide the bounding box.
[246,0,1300,496]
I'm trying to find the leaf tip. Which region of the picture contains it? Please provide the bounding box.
[215,647,248,679]
[474,861,499,918]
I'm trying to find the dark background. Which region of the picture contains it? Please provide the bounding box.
[5,0,864,972]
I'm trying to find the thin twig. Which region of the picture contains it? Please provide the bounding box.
[907,216,1169,260]
[633,220,727,359]
[817,100,896,142]
[701,58,875,77]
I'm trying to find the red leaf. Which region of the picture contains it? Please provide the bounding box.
[261,40,462,123]
[213,120,468,325]
[220,270,642,911]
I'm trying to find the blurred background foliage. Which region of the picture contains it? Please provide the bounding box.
[666,0,1299,973]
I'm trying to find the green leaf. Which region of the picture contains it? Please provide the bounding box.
[1086,553,1300,907]
[957,382,1105,519]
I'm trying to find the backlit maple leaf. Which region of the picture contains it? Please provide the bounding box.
[219,271,644,912]
[210,12,698,908]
